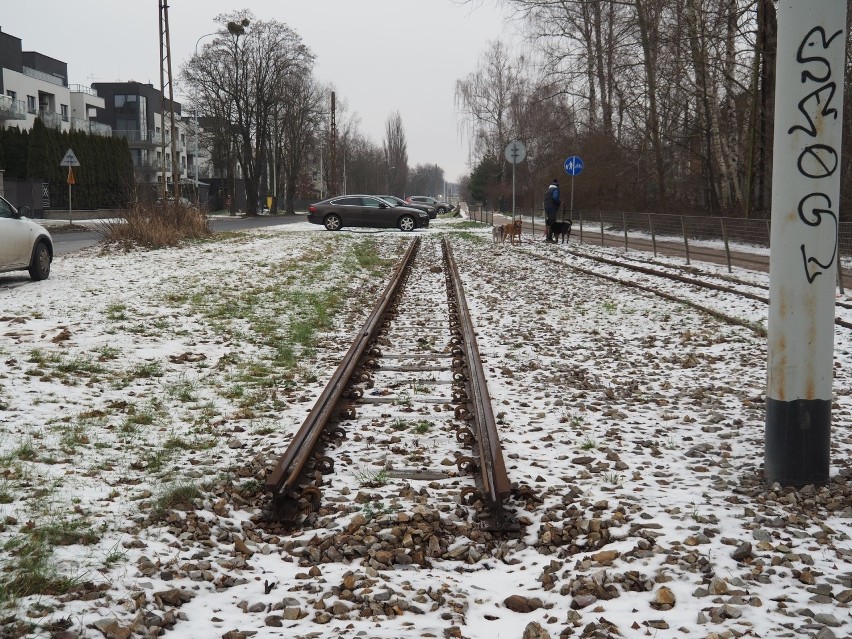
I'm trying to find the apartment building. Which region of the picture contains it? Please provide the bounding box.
[0,27,107,137]
[91,81,202,190]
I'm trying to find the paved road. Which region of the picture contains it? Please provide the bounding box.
[49,214,306,256]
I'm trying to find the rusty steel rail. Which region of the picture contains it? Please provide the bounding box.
[442,237,512,509]
[265,238,421,506]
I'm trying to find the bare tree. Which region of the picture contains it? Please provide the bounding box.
[277,73,323,213]
[183,11,313,215]
[383,112,409,196]
[408,164,445,197]
[456,40,525,165]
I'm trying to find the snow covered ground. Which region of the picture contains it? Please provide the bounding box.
[0,218,849,639]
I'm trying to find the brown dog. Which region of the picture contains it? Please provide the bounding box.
[502,219,523,245]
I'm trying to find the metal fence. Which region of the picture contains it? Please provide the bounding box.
[467,206,851,291]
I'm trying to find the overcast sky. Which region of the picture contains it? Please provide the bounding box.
[2,0,520,183]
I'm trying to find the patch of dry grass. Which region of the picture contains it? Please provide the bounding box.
[99,202,210,249]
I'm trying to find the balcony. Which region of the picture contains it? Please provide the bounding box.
[38,109,62,129]
[71,118,112,137]
[23,66,66,87]
[113,129,159,145]
[0,95,27,121]
[132,156,160,170]
[69,84,98,97]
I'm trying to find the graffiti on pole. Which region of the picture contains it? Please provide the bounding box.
[788,26,843,283]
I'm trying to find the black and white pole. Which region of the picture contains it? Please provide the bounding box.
[766,0,846,486]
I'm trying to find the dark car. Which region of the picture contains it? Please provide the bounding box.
[378,195,437,219]
[308,195,429,232]
[406,196,454,215]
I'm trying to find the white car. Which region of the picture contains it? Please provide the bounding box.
[0,196,52,280]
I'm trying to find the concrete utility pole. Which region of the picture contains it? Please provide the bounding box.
[329,91,337,197]
[159,0,179,200]
[766,0,847,486]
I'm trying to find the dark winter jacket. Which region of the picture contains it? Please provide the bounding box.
[544,184,561,215]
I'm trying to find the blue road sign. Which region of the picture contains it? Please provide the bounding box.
[564,156,584,176]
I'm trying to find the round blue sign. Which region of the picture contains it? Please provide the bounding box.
[564,156,584,176]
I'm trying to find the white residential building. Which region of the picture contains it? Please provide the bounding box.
[0,27,107,136]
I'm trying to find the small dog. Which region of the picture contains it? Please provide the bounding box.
[550,220,572,243]
[502,219,523,245]
[492,224,506,243]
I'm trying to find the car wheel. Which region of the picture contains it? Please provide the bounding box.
[28,242,51,281]
[398,215,416,232]
[437,206,447,215]
[324,214,342,231]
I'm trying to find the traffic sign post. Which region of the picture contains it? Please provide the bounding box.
[505,141,526,222]
[564,155,584,217]
[60,148,80,224]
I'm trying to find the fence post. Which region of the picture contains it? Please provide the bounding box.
[623,212,628,251]
[838,259,845,295]
[681,216,691,265]
[600,212,605,246]
[649,213,657,257]
[720,218,732,273]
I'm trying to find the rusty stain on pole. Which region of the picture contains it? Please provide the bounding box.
[766,1,846,486]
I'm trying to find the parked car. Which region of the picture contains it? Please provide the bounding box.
[378,195,437,219]
[406,196,454,215]
[308,195,429,232]
[0,195,52,281]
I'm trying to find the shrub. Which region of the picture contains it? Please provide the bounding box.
[99,201,210,249]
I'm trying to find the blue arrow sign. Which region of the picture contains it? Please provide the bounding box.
[564,156,584,176]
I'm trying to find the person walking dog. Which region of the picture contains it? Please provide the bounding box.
[544,179,561,243]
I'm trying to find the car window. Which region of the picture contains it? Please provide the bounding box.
[332,197,362,206]
[363,197,385,208]
[0,197,16,219]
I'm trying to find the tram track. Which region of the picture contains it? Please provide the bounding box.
[520,242,852,332]
[264,235,517,533]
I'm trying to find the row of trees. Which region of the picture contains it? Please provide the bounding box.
[0,120,134,209]
[182,11,446,215]
[457,0,852,217]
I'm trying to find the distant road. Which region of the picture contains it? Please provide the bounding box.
[50,215,306,256]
